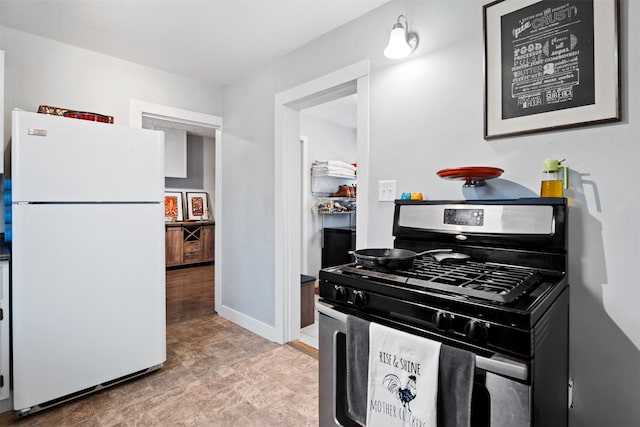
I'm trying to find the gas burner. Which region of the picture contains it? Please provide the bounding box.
[402,257,541,302]
[340,257,542,303]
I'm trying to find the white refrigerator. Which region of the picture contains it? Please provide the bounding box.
[10,110,166,415]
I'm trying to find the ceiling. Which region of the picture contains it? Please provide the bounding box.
[302,94,357,129]
[0,0,388,87]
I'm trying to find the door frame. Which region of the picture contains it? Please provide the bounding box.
[300,135,310,276]
[129,100,223,315]
[274,60,370,343]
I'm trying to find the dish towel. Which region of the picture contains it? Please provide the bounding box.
[312,160,357,171]
[311,168,356,178]
[437,345,476,427]
[346,315,370,424]
[366,323,442,427]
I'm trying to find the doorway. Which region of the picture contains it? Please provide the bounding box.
[129,100,223,314]
[299,95,358,348]
[274,60,370,344]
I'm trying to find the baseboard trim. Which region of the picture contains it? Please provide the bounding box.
[216,304,278,343]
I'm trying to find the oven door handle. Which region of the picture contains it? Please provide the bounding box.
[316,302,529,381]
[475,356,528,381]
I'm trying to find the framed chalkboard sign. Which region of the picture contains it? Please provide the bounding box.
[483,0,620,139]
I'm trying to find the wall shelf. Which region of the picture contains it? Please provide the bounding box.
[311,174,356,196]
[316,197,356,216]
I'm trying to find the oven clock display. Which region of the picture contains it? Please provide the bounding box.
[444,209,484,226]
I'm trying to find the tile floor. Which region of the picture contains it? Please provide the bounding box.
[0,314,319,426]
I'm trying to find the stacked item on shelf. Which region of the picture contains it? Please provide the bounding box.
[316,198,356,215]
[330,184,356,198]
[311,160,357,197]
[311,160,356,178]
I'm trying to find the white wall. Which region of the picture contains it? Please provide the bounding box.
[0,26,222,145]
[300,112,357,278]
[222,0,640,425]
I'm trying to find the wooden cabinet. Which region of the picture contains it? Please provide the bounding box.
[202,226,215,261]
[165,221,214,267]
[300,275,316,328]
[165,227,183,266]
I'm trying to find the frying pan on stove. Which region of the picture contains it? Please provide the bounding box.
[351,248,470,269]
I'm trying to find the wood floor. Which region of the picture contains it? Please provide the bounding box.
[0,315,319,426]
[166,264,215,324]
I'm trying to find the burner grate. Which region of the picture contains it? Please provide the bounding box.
[390,257,541,303]
[336,256,544,303]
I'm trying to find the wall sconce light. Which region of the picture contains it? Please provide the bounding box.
[384,15,418,59]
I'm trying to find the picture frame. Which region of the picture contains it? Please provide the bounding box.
[483,0,620,139]
[164,192,184,222]
[186,192,209,221]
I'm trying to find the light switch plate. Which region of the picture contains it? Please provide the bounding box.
[378,180,397,201]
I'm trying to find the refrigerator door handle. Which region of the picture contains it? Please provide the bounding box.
[27,128,47,137]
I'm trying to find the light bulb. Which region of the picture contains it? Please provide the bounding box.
[384,25,412,59]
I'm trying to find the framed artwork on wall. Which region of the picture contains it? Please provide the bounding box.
[483,0,620,139]
[164,192,183,222]
[186,192,209,221]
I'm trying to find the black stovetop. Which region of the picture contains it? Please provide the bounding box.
[338,255,545,303]
[319,259,566,358]
[319,256,564,323]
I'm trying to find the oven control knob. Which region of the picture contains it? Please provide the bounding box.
[465,320,489,343]
[351,290,368,308]
[433,311,453,331]
[333,285,348,302]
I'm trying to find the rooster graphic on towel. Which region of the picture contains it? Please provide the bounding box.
[366,322,441,427]
[384,374,417,412]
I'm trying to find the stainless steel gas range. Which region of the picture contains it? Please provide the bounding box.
[317,198,569,427]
